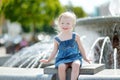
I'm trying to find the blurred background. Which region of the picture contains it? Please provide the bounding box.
[0,0,113,54]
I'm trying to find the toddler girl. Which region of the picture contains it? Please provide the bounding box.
[40,12,90,80]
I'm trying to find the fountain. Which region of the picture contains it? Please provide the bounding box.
[73,17,120,80]
[75,15,120,68]
[75,0,120,68]
[0,39,57,80]
[2,41,53,68]
[1,1,120,79]
[0,18,120,80]
[0,16,120,79]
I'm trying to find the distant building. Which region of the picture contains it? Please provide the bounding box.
[95,2,111,16]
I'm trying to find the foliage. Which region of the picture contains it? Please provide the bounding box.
[65,5,87,18]
[71,7,87,18]
[1,0,64,33]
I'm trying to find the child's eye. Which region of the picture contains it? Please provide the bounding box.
[67,23,70,25]
[61,23,64,24]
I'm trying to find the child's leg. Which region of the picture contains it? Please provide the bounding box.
[71,60,80,80]
[58,63,68,80]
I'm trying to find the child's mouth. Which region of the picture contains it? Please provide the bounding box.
[63,28,68,30]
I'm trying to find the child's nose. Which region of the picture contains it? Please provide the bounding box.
[64,23,68,26]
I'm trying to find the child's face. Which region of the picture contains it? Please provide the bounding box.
[59,16,74,32]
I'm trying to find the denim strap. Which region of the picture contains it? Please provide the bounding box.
[72,33,76,40]
[55,37,61,43]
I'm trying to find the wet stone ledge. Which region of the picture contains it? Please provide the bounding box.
[44,64,105,75]
[44,64,105,80]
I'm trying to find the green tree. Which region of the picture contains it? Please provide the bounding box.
[1,0,64,34]
[71,7,87,18]
[65,5,87,18]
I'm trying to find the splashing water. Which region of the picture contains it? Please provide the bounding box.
[2,36,88,68]
[99,36,112,64]
[2,34,115,69]
[3,42,53,68]
[89,37,105,63]
[114,48,117,69]
[89,36,115,68]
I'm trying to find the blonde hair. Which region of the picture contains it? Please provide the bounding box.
[58,12,76,26]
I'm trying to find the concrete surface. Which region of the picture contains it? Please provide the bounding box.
[79,69,120,80]
[44,64,105,75]
[0,67,53,80]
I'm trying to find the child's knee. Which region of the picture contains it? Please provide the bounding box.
[72,60,80,67]
[58,63,67,71]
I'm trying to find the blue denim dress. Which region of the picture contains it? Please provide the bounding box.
[55,33,82,68]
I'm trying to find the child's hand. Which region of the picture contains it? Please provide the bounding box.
[84,58,92,64]
[40,59,49,63]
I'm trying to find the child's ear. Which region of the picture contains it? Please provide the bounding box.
[73,23,76,27]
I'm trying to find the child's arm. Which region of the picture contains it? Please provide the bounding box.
[76,34,90,64]
[40,40,58,63]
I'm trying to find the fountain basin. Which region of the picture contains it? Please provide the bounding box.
[0,65,120,80]
[76,16,120,39]
[77,16,120,24]
[0,67,53,80]
[0,55,11,66]
[79,69,120,80]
